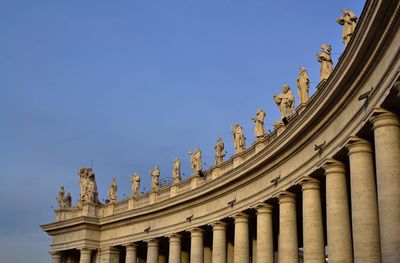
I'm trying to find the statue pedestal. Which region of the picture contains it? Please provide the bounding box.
[212,168,221,180]
[82,203,99,218]
[170,185,178,197]
[149,192,157,204]
[103,203,115,216]
[191,175,200,189]
[233,156,243,168]
[128,197,135,210]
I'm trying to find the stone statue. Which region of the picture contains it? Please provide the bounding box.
[317,44,334,81]
[149,165,160,190]
[77,167,99,205]
[56,186,72,209]
[252,108,266,139]
[273,85,295,120]
[337,9,358,46]
[129,173,141,197]
[172,158,181,184]
[56,186,65,209]
[232,124,246,154]
[64,193,72,208]
[189,148,202,173]
[107,178,118,204]
[296,67,310,104]
[214,137,226,165]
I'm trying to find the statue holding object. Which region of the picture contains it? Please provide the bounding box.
[232,124,246,154]
[214,137,226,165]
[129,172,141,197]
[296,67,310,105]
[317,44,334,81]
[189,148,202,174]
[273,84,295,120]
[337,9,358,46]
[149,165,160,190]
[172,158,181,184]
[107,178,118,204]
[252,108,266,139]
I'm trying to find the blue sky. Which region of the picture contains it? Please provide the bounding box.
[0,1,364,262]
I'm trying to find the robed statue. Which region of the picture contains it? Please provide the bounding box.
[296,67,310,104]
[252,108,266,139]
[189,148,202,173]
[129,173,141,197]
[232,124,246,154]
[149,165,160,190]
[273,85,295,120]
[214,137,226,165]
[107,178,118,204]
[317,44,333,81]
[172,158,181,184]
[337,9,358,46]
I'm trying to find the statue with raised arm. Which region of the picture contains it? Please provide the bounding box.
[77,167,99,205]
[57,186,65,209]
[296,67,310,104]
[189,148,202,173]
[317,44,333,81]
[107,178,118,204]
[172,158,181,184]
[273,85,295,119]
[129,172,141,196]
[149,165,160,190]
[214,137,226,165]
[252,108,266,139]
[337,8,358,46]
[232,124,246,154]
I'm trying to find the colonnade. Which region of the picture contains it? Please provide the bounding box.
[51,109,400,263]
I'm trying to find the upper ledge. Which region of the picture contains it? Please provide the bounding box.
[49,0,399,225]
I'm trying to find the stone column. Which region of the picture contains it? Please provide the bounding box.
[146,239,159,263]
[233,212,250,263]
[100,247,120,263]
[181,250,190,263]
[227,241,234,263]
[347,137,381,262]
[301,178,325,263]
[278,191,298,263]
[159,254,167,263]
[50,252,62,263]
[323,159,353,263]
[168,234,182,263]
[125,243,137,263]
[371,109,400,263]
[212,221,227,263]
[190,228,204,263]
[255,203,273,263]
[79,248,92,263]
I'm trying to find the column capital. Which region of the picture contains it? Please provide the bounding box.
[124,242,137,251]
[188,227,204,237]
[79,247,94,254]
[370,107,400,129]
[232,212,249,223]
[253,202,273,214]
[210,220,227,230]
[166,233,182,242]
[323,158,345,175]
[301,177,320,191]
[145,239,159,247]
[346,136,372,155]
[278,191,296,204]
[50,251,62,258]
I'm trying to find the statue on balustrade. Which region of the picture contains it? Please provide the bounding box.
[214,137,226,165]
[232,124,246,154]
[252,108,266,139]
[129,172,141,197]
[77,167,99,206]
[107,178,118,204]
[274,84,295,120]
[296,67,310,104]
[57,186,72,209]
[172,158,181,184]
[150,165,160,190]
[189,148,202,173]
[317,44,333,81]
[337,8,358,46]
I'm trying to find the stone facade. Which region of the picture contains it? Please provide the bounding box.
[42,1,400,263]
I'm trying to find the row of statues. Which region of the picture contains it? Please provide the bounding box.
[57,9,358,209]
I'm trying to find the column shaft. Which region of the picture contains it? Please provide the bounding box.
[146,239,159,263]
[79,249,92,263]
[234,212,249,263]
[190,228,204,263]
[125,244,137,263]
[301,179,325,263]
[324,160,353,263]
[278,191,298,263]
[168,234,182,263]
[212,221,227,263]
[347,138,381,262]
[255,204,273,263]
[371,110,400,263]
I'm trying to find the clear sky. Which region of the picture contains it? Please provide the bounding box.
[0,1,364,262]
